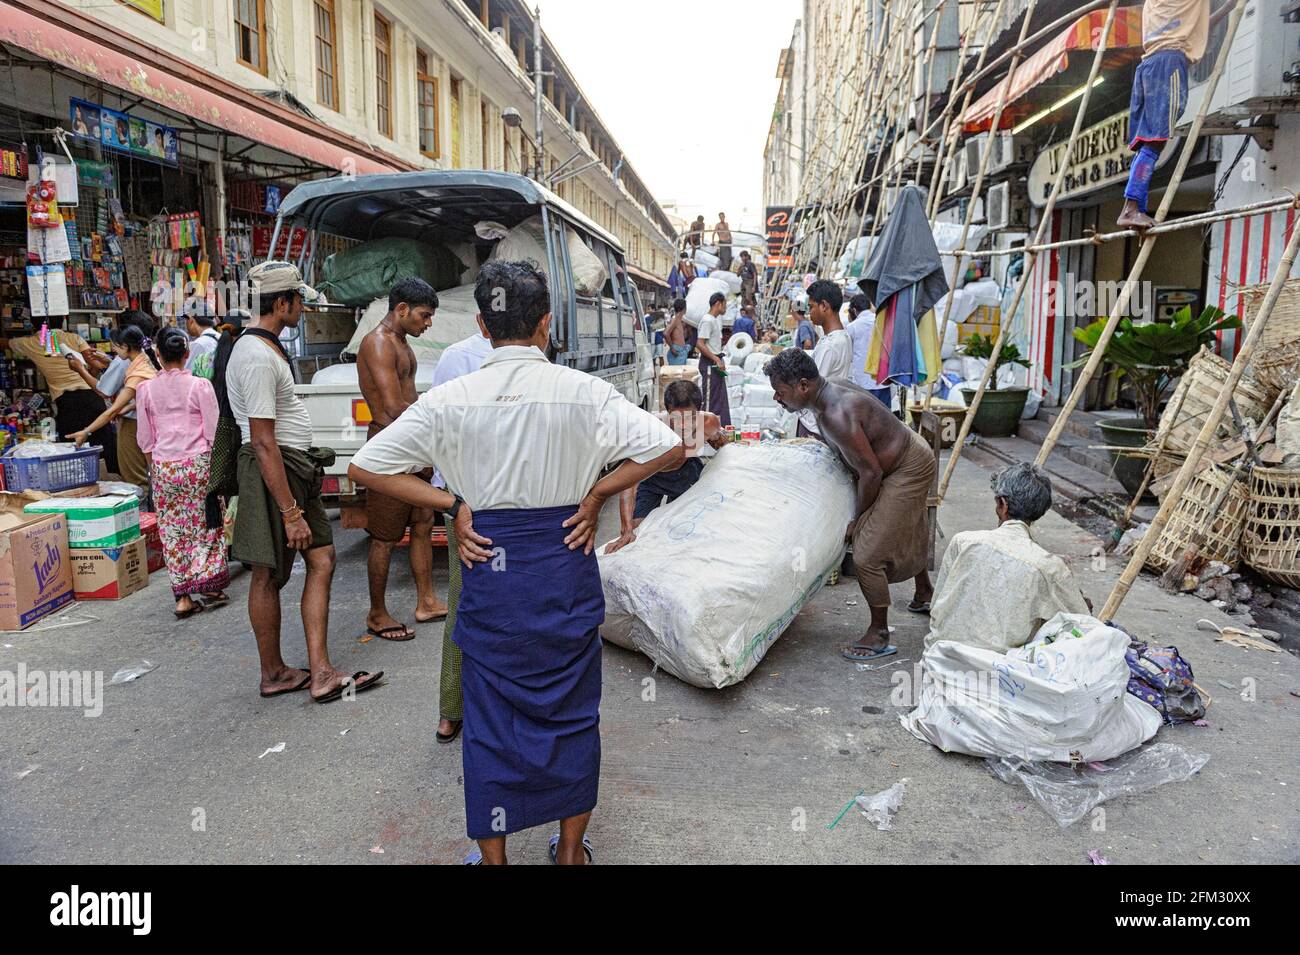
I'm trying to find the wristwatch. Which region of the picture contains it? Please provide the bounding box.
[446,495,465,520]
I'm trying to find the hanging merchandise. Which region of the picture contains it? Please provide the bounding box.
[26,177,60,229]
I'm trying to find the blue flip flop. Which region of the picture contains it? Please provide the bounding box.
[548,832,594,864]
[463,847,483,865]
[840,643,899,662]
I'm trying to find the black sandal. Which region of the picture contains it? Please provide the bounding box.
[436,720,463,744]
[174,601,205,620]
[312,670,385,704]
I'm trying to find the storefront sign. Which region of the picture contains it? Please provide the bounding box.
[252,226,310,260]
[0,142,28,181]
[1027,110,1174,207]
[120,0,165,20]
[69,99,178,167]
[765,206,793,269]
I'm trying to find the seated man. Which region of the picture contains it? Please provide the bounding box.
[926,462,1090,653]
[604,379,726,553]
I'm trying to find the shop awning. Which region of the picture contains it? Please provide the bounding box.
[626,264,668,289]
[0,0,411,175]
[962,6,1144,134]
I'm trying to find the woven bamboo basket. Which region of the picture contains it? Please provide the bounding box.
[1242,279,1300,398]
[1145,463,1251,574]
[1243,466,1300,588]
[1154,347,1271,455]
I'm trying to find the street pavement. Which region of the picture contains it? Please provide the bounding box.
[3,451,1297,864]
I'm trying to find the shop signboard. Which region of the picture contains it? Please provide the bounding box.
[120,0,164,21]
[765,206,793,269]
[69,99,178,167]
[1027,109,1175,207]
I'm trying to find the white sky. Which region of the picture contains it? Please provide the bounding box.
[537,0,802,236]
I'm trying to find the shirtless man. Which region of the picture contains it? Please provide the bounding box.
[664,297,689,365]
[765,348,935,661]
[604,379,728,553]
[356,277,448,640]
[713,212,733,271]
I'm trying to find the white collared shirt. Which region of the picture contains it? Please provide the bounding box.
[799,327,854,435]
[352,345,681,510]
[432,332,493,387]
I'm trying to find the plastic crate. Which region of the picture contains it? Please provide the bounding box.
[1,445,102,493]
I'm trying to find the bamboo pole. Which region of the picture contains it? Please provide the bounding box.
[1034,0,1249,469]
[1102,202,1300,619]
[934,0,1119,499]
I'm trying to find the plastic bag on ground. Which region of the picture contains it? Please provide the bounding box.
[598,441,855,687]
[856,779,908,830]
[902,613,1163,762]
[987,743,1210,828]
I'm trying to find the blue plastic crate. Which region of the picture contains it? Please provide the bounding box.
[2,445,102,493]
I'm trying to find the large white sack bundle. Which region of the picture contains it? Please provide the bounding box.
[599,441,855,688]
[684,277,731,322]
[744,351,773,376]
[490,215,608,295]
[710,269,742,294]
[902,613,1161,762]
[743,381,778,408]
[693,247,720,270]
[344,283,482,357]
[725,331,754,363]
[309,358,439,390]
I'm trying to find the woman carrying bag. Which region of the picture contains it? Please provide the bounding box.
[133,327,230,619]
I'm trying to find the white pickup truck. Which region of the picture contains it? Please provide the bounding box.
[273,170,657,515]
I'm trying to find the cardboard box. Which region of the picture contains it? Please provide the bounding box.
[23,493,140,548]
[138,512,164,574]
[0,494,74,630]
[956,321,1000,343]
[657,364,701,411]
[70,537,149,600]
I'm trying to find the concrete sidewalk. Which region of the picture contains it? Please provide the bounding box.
[2,450,1297,864]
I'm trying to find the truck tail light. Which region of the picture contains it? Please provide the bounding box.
[351,399,372,427]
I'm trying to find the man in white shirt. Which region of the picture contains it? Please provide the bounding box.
[184,300,221,372]
[695,292,731,426]
[427,326,493,746]
[846,291,892,407]
[798,279,854,437]
[227,261,381,703]
[349,260,683,865]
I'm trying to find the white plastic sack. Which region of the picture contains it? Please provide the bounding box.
[902,613,1162,762]
[743,381,778,408]
[710,270,742,294]
[490,215,607,295]
[744,351,773,375]
[725,331,754,363]
[693,248,720,270]
[599,441,855,688]
[345,283,483,357]
[685,277,730,322]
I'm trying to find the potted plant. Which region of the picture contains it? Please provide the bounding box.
[958,333,1031,437]
[1070,305,1241,497]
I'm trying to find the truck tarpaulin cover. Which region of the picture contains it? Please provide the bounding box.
[598,441,855,688]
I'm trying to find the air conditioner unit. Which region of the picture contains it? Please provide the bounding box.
[988,131,1034,173]
[963,135,985,180]
[986,181,1029,230]
[948,149,968,191]
[1185,0,1300,123]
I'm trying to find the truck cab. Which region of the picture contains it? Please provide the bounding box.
[269,170,656,507]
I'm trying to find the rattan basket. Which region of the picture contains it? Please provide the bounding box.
[1243,466,1300,588]
[1145,463,1251,574]
[1155,347,1271,455]
[1242,279,1300,398]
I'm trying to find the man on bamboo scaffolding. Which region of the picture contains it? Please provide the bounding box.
[766,348,935,662]
[925,463,1091,653]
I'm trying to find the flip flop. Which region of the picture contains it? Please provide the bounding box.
[366,625,415,642]
[199,592,231,610]
[463,847,483,865]
[174,602,204,620]
[312,670,386,704]
[259,671,312,698]
[907,600,931,615]
[840,644,899,662]
[415,610,449,623]
[548,832,594,865]
[436,720,463,745]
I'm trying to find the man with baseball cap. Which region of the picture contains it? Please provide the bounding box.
[228,261,383,703]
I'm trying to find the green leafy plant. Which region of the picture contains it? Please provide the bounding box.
[960,333,1030,390]
[1070,305,1242,429]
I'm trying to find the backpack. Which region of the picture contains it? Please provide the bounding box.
[207,327,289,498]
[1125,643,1206,724]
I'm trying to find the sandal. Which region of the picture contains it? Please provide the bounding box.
[548,832,594,865]
[259,670,312,698]
[840,643,898,662]
[366,624,415,642]
[199,592,231,610]
[312,670,386,704]
[436,720,463,745]
[174,601,204,620]
[907,600,931,615]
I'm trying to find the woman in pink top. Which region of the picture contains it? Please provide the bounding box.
[136,327,230,619]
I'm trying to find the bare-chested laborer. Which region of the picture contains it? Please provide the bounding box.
[356,277,448,640]
[664,297,689,365]
[604,378,728,553]
[765,348,934,661]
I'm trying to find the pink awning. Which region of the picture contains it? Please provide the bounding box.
[1,0,411,175]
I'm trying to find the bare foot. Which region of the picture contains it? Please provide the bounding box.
[436,717,463,742]
[1117,208,1155,231]
[415,597,449,623]
[175,595,197,615]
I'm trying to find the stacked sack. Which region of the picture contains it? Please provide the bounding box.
[725,342,786,433]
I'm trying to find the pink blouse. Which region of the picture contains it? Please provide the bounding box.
[135,368,219,463]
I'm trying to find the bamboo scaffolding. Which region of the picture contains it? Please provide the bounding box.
[1102,195,1300,618]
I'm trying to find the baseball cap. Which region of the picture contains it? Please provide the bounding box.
[247,260,321,302]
